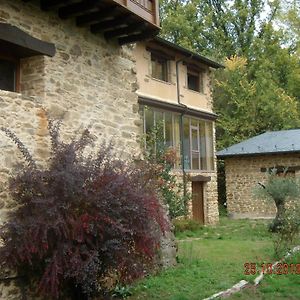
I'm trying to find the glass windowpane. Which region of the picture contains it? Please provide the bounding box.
[191,128,199,151]
[206,122,214,170]
[183,117,190,169]
[165,112,173,148]
[199,121,207,170]
[145,108,154,134]
[0,59,16,92]
[192,152,200,170]
[173,115,181,168]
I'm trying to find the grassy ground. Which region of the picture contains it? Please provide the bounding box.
[230,252,300,300]
[129,217,289,300]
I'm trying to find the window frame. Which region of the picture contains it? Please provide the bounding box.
[187,66,204,94]
[142,105,215,172]
[150,52,169,82]
[0,53,20,93]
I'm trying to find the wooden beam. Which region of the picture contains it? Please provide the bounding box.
[118,28,158,45]
[90,14,131,33]
[261,166,300,173]
[190,175,211,182]
[58,0,98,19]
[138,96,218,120]
[40,0,70,11]
[104,22,145,39]
[0,23,56,57]
[76,6,117,27]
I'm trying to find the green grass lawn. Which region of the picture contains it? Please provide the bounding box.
[230,252,300,300]
[128,217,300,300]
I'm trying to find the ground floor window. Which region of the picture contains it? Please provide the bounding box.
[141,105,215,171]
[0,57,19,92]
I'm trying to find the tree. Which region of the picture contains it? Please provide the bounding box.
[159,0,279,60]
[160,1,300,150]
[256,170,299,232]
[214,52,300,149]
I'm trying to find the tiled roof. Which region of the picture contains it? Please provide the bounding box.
[217,129,300,158]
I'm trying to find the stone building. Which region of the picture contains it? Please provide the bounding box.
[217,129,300,219]
[0,0,160,223]
[134,37,222,225]
[0,0,222,297]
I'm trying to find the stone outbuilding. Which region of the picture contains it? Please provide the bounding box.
[217,129,300,219]
[0,1,222,297]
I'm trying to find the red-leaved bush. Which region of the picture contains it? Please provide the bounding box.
[0,119,168,299]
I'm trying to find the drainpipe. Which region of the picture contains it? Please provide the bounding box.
[176,55,193,211]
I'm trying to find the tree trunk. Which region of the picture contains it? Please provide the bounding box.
[269,199,285,232]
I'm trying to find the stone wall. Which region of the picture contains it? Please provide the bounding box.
[0,1,150,298]
[0,0,141,157]
[224,153,300,218]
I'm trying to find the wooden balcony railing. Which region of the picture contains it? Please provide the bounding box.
[113,0,159,27]
[24,0,160,45]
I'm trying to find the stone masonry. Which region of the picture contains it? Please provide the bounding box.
[224,153,300,218]
[0,0,141,157]
[0,0,141,225]
[0,1,177,298]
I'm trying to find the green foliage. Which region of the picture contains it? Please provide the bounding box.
[214,53,300,149]
[0,122,167,299]
[255,170,300,256]
[172,218,203,234]
[143,123,190,219]
[273,204,300,257]
[130,218,276,300]
[112,285,132,299]
[159,0,278,59]
[255,171,299,205]
[160,0,300,150]
[217,160,227,208]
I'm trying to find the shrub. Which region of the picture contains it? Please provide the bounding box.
[143,124,190,219]
[0,120,168,299]
[173,218,203,234]
[255,169,299,232]
[255,169,300,257]
[273,204,300,257]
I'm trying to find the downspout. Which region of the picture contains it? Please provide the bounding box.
[176,55,193,212]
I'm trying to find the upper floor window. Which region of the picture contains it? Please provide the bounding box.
[151,53,169,82]
[187,66,204,93]
[0,57,19,92]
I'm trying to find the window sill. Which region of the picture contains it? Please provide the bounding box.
[184,87,206,95]
[172,168,215,173]
[147,76,174,85]
[0,89,21,95]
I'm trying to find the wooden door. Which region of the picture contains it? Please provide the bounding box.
[192,181,204,224]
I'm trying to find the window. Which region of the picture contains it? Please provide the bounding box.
[0,57,19,92]
[142,106,181,167]
[141,105,215,171]
[187,67,204,93]
[183,117,214,171]
[151,53,169,82]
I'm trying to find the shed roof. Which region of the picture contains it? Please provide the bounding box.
[217,129,300,158]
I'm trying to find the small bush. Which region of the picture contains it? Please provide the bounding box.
[173,218,203,234]
[255,170,299,232]
[255,169,300,257]
[143,124,190,219]
[273,204,300,257]
[0,120,168,299]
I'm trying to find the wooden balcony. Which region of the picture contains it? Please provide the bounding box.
[23,0,160,45]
